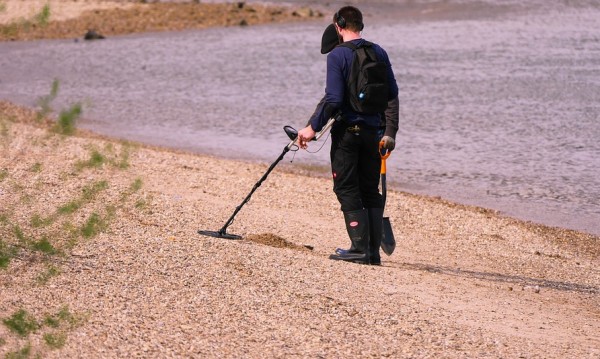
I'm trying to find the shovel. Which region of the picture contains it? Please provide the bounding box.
[379,141,396,256]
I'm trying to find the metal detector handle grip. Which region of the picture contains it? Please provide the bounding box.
[314,112,341,141]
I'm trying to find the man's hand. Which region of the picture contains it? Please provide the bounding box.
[381,136,395,151]
[297,125,316,149]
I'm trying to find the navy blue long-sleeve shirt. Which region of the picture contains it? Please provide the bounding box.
[309,38,399,132]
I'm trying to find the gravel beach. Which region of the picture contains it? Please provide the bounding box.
[1,1,599,357]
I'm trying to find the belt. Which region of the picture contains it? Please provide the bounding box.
[345,124,377,134]
[346,124,362,134]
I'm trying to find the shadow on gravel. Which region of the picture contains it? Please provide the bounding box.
[387,262,599,295]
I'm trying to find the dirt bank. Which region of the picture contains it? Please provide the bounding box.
[0,0,323,41]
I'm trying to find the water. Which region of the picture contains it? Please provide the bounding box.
[1,0,599,236]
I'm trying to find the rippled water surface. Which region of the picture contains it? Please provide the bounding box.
[1,0,599,235]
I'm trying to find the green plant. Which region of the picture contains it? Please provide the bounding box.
[116,144,131,169]
[0,169,8,182]
[43,332,66,349]
[35,3,51,27]
[53,103,82,135]
[13,225,27,243]
[30,162,42,173]
[57,201,79,215]
[57,306,76,325]
[5,343,31,359]
[130,178,143,192]
[80,213,102,238]
[82,180,108,201]
[36,265,61,284]
[75,149,105,170]
[31,237,57,255]
[30,213,53,228]
[0,117,9,137]
[2,310,39,337]
[37,79,60,121]
[0,240,18,269]
[81,205,115,238]
[44,306,79,329]
[58,180,109,214]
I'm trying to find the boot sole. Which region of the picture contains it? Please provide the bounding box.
[328,254,370,264]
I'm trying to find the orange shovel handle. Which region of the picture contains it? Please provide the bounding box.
[379,141,391,174]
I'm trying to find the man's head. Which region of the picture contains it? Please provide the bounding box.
[333,6,364,33]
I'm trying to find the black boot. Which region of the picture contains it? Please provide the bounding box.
[334,243,357,255]
[329,209,370,264]
[368,208,384,265]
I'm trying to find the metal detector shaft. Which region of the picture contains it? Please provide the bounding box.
[212,142,293,237]
[202,115,338,239]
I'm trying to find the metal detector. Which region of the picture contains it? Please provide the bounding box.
[198,115,340,240]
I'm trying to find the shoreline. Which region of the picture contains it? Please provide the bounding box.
[1,2,599,357]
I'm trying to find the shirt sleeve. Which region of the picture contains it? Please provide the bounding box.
[380,48,399,99]
[310,50,346,132]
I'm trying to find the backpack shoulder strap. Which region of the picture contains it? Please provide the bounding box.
[339,42,358,51]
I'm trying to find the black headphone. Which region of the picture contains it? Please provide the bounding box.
[335,11,364,31]
[334,11,346,29]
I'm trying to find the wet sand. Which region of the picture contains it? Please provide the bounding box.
[1,1,599,357]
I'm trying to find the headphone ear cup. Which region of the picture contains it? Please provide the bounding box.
[335,12,346,28]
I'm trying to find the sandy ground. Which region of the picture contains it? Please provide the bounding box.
[1,103,599,357]
[1,1,599,357]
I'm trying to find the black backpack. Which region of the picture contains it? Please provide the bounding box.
[340,41,390,115]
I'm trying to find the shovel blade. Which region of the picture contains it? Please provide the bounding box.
[381,217,396,256]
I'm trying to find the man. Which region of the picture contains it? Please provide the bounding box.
[298,6,399,265]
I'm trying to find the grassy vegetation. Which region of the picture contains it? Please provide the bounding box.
[75,143,133,171]
[4,343,31,359]
[58,180,109,215]
[30,162,42,173]
[0,2,52,39]
[2,309,39,337]
[0,84,150,355]
[53,103,82,136]
[81,207,115,239]
[35,3,51,27]
[0,239,17,268]
[0,116,10,138]
[44,332,67,349]
[37,79,60,121]
[36,264,61,284]
[1,306,85,354]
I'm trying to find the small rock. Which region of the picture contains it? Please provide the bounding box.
[84,30,105,40]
